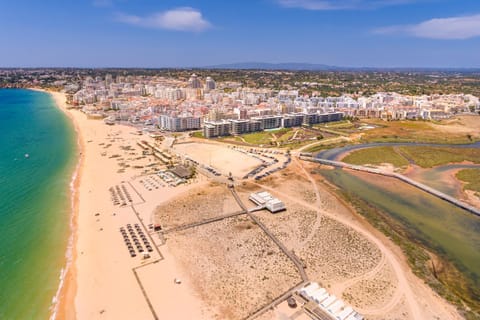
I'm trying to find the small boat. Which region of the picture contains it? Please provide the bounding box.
[24,154,30,158]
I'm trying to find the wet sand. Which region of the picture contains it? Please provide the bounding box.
[46,90,214,319]
[40,89,466,319]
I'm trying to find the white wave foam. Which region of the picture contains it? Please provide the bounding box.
[49,133,81,320]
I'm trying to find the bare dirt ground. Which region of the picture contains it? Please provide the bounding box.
[244,191,382,284]
[148,140,461,320]
[430,115,480,137]
[166,215,301,320]
[465,190,480,208]
[340,261,397,312]
[154,182,242,230]
[247,159,461,320]
[173,142,262,177]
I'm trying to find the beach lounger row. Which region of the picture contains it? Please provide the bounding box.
[139,175,165,191]
[120,224,154,258]
[109,184,133,206]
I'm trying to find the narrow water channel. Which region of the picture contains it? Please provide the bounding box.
[317,142,480,160]
[319,168,480,291]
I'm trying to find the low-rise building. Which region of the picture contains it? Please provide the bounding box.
[249,191,286,213]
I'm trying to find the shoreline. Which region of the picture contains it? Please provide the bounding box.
[30,88,82,320]
[321,167,480,315]
[43,89,210,319]
[24,87,469,319]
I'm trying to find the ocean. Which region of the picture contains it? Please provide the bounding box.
[0,89,77,319]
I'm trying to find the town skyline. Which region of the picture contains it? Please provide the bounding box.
[1,0,480,68]
[1,66,478,320]
[2,2,480,319]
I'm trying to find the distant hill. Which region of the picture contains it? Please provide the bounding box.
[203,62,480,72]
[205,62,343,71]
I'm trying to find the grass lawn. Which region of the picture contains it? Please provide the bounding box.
[342,147,410,167]
[398,146,480,168]
[241,131,275,145]
[191,131,204,138]
[240,128,298,146]
[360,119,476,144]
[302,138,350,153]
[275,128,296,142]
[456,169,480,194]
[315,120,352,128]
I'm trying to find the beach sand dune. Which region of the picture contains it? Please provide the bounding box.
[45,90,462,320]
[154,182,242,230]
[167,215,301,320]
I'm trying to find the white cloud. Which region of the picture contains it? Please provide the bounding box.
[116,7,211,32]
[374,14,480,39]
[277,0,417,10]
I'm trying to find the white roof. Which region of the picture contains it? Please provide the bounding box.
[353,313,364,320]
[345,313,363,320]
[267,198,284,205]
[311,287,327,297]
[311,290,326,302]
[336,306,354,320]
[313,292,330,304]
[302,282,320,295]
[328,300,345,313]
[257,191,271,198]
[321,295,337,308]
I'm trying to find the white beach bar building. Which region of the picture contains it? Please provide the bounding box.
[249,191,286,213]
[297,282,364,320]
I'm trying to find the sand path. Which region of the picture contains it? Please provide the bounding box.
[292,158,412,317]
[294,159,327,251]
[328,253,387,300]
[290,157,402,315]
[255,158,424,319]
[296,159,463,319]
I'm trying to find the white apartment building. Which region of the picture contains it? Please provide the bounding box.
[159,114,201,132]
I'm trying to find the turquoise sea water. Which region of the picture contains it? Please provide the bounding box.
[0,89,76,319]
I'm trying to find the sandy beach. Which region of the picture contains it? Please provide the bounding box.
[46,90,214,319]
[40,89,464,320]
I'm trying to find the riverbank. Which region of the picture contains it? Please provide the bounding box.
[317,167,480,318]
[456,168,480,210]
[322,142,480,210]
[405,164,480,209]
[28,89,474,319]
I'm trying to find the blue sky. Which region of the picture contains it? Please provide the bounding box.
[1,0,479,68]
